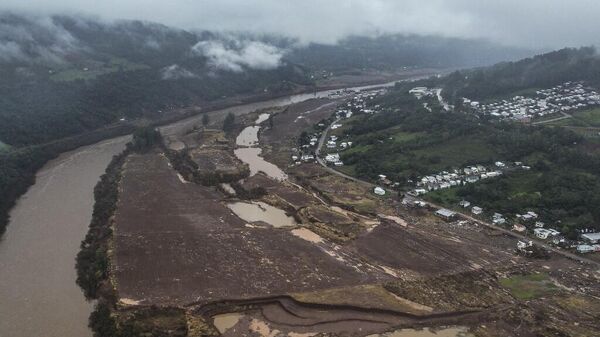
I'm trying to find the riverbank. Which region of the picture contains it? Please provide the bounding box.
[0,71,429,238]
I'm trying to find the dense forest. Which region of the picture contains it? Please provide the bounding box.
[0,12,537,237]
[426,47,600,103]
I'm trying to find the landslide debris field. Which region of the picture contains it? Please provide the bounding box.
[109,96,600,337]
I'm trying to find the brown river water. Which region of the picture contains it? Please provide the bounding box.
[0,81,398,337]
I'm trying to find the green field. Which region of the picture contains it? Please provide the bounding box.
[50,57,148,82]
[0,141,10,152]
[548,108,600,128]
[573,107,600,127]
[500,273,558,300]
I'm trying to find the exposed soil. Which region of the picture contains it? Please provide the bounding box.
[108,89,600,337]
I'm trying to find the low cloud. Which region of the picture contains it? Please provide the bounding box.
[0,14,82,63]
[161,64,196,80]
[192,39,285,72]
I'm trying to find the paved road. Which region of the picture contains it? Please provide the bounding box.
[315,117,374,188]
[315,116,600,268]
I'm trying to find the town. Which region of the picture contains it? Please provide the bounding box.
[466,81,600,122]
[299,86,600,260]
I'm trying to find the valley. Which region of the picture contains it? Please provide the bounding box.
[80,82,600,337]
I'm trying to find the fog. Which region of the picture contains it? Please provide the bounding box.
[1,0,599,49]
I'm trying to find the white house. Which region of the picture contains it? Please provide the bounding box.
[373,187,386,196]
[534,228,560,240]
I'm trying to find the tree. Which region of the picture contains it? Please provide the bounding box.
[223,113,235,132]
[202,113,209,127]
[131,126,162,151]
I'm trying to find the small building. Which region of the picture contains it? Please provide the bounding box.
[513,224,526,232]
[534,228,560,240]
[471,206,483,215]
[373,187,386,196]
[576,245,596,254]
[459,200,471,208]
[414,188,428,196]
[581,233,600,244]
[435,208,457,220]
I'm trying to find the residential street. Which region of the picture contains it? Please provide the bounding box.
[315,116,600,268]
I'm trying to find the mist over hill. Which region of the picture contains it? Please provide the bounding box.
[0,12,537,147]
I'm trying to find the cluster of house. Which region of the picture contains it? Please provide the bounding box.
[576,232,600,253]
[326,134,353,151]
[343,89,385,115]
[409,87,439,99]
[511,211,600,254]
[467,82,600,122]
[319,89,387,168]
[410,162,525,196]
[409,86,451,111]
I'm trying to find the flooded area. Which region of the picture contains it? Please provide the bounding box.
[159,81,398,137]
[291,228,324,243]
[236,125,261,146]
[234,148,288,180]
[0,80,401,337]
[234,112,288,180]
[367,327,472,337]
[255,112,271,124]
[227,201,297,227]
[0,136,129,337]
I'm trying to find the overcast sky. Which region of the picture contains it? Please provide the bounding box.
[1,0,599,48]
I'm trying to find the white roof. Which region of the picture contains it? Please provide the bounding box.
[581,233,600,241]
[436,209,456,217]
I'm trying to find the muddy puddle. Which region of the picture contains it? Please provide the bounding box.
[234,112,287,180]
[213,313,244,334]
[234,148,287,180]
[255,113,271,124]
[236,126,261,147]
[227,201,297,227]
[291,228,324,243]
[367,327,472,337]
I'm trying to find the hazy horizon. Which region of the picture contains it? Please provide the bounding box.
[0,0,599,49]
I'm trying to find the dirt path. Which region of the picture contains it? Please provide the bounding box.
[532,111,572,125]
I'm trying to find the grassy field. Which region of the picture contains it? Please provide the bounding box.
[573,107,600,127]
[50,57,148,82]
[409,135,496,171]
[547,108,600,128]
[499,273,558,300]
[0,141,10,152]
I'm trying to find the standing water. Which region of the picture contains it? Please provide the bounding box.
[234,113,288,180]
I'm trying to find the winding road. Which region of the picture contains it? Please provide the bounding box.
[315,108,600,269]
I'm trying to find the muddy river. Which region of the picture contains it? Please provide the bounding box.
[0,136,129,337]
[0,81,399,337]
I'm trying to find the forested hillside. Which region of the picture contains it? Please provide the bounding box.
[431,47,600,103]
[0,12,534,235]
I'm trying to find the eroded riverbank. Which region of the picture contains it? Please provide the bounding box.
[0,76,426,337]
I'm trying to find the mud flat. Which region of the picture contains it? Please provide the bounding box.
[113,151,380,306]
[227,201,297,228]
[367,326,473,337]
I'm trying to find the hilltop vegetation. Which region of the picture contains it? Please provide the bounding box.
[428,47,600,104]
[336,82,600,234]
